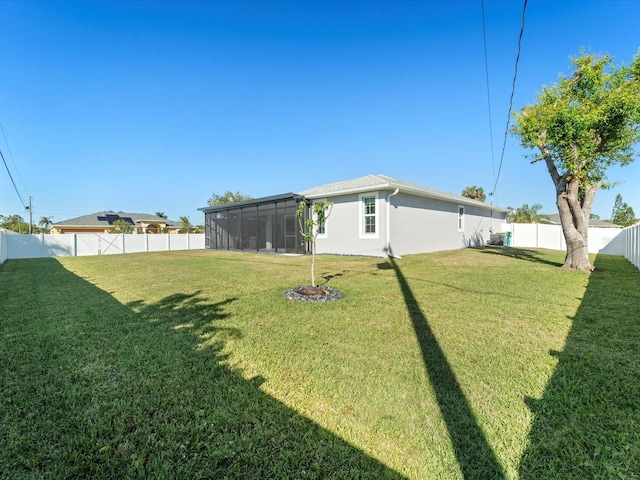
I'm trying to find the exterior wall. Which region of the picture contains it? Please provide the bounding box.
[387,194,505,256]
[314,191,506,257]
[314,193,388,256]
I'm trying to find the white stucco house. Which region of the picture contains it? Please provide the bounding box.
[200,174,509,257]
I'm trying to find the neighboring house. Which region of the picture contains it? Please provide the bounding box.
[541,213,623,228]
[50,212,181,234]
[200,174,508,257]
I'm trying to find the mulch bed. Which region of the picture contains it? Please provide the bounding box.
[283,285,345,302]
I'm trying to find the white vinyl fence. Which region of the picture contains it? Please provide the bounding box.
[501,223,626,255]
[0,232,204,263]
[619,222,640,269]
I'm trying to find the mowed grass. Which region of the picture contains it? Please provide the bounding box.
[1,248,639,479]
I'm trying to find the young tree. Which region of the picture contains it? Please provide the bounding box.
[207,191,253,206]
[507,204,547,223]
[512,50,640,271]
[296,200,332,287]
[611,194,636,227]
[461,186,487,202]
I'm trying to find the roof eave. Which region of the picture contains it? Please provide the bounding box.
[302,183,509,213]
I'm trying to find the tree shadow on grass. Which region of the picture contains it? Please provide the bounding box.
[478,247,564,268]
[382,255,505,479]
[519,254,640,478]
[0,258,404,479]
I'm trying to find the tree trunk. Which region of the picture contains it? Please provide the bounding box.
[561,225,592,271]
[311,237,316,287]
[556,178,594,271]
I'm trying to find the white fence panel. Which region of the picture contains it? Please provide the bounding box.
[0,231,8,265]
[97,234,125,255]
[502,223,624,255]
[623,223,640,269]
[1,233,205,260]
[5,234,74,259]
[123,234,147,254]
[76,235,100,256]
[189,233,205,250]
[148,234,170,252]
[169,234,190,251]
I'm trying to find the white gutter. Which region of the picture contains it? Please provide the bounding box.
[386,188,401,259]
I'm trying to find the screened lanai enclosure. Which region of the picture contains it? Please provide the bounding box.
[200,194,308,254]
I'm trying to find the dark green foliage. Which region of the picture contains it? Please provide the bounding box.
[611,193,636,226]
[207,190,253,206]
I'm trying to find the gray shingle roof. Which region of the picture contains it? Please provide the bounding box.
[541,213,624,228]
[298,174,508,212]
[53,212,179,227]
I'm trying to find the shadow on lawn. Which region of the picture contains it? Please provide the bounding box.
[519,254,640,478]
[478,246,564,267]
[383,255,505,480]
[0,258,403,479]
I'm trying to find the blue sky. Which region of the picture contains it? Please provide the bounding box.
[1,0,639,224]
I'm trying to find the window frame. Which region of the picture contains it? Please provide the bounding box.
[359,192,379,239]
[313,198,328,239]
[457,205,465,232]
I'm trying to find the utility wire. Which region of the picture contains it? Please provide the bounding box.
[1,147,27,208]
[481,0,496,189]
[0,121,29,197]
[491,0,528,199]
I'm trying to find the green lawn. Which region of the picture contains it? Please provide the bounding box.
[1,248,639,479]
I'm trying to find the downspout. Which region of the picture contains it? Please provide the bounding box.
[386,188,401,259]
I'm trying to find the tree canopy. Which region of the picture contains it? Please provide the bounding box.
[507,204,547,224]
[0,214,29,234]
[461,186,486,202]
[511,50,640,270]
[611,194,636,227]
[208,191,253,206]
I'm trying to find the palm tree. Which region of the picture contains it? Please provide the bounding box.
[155,211,168,219]
[38,216,54,232]
[109,219,134,233]
[461,186,487,202]
[178,216,195,234]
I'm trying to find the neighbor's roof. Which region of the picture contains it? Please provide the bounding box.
[298,174,509,212]
[541,214,624,228]
[53,212,179,227]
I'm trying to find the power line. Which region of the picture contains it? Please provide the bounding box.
[0,121,29,197]
[491,0,528,199]
[1,147,27,209]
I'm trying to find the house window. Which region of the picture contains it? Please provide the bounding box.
[360,193,379,238]
[458,205,465,232]
[314,199,328,238]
